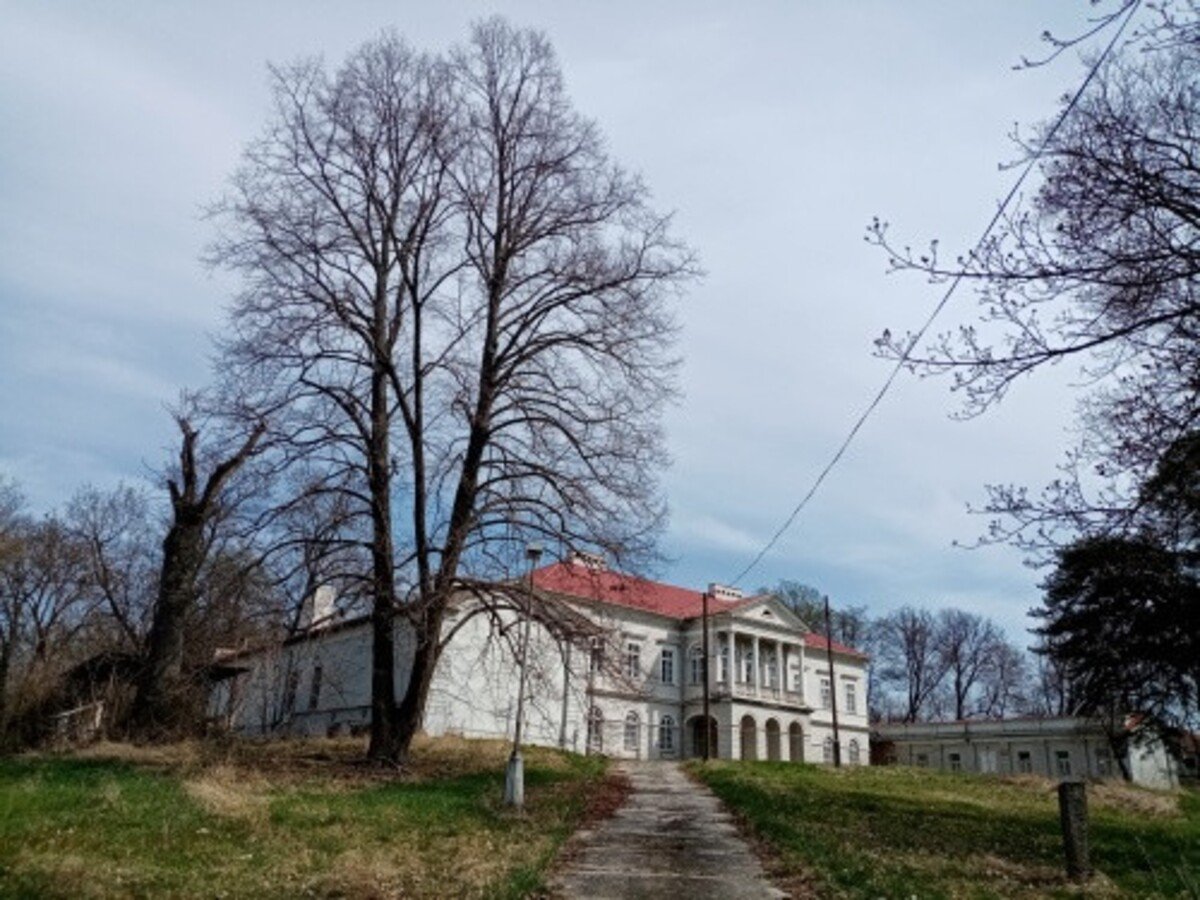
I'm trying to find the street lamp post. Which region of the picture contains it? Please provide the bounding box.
[505,542,543,807]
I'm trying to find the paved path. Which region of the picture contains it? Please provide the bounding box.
[551,761,784,899]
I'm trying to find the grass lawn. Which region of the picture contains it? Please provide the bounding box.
[688,761,1199,899]
[0,735,609,899]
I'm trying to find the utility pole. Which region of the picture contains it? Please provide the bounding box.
[558,642,571,750]
[702,590,711,761]
[824,595,842,768]
[505,542,543,807]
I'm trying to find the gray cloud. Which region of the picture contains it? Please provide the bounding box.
[0,1,1100,642]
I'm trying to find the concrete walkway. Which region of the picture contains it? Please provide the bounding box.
[551,761,785,899]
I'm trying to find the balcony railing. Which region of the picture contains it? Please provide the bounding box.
[709,679,807,708]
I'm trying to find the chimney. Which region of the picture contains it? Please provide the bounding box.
[299,585,338,631]
[707,582,744,602]
[568,550,607,570]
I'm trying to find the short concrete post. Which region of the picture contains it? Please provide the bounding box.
[1057,780,1091,881]
[504,749,525,807]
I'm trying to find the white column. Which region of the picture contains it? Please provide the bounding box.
[730,628,739,686]
[753,635,761,689]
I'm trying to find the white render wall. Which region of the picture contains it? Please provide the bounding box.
[875,718,1180,789]
[211,591,872,766]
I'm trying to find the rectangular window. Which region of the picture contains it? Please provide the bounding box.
[915,753,929,767]
[948,752,962,772]
[590,639,605,674]
[719,645,730,682]
[660,648,675,684]
[820,678,831,710]
[742,648,755,684]
[1017,751,1032,774]
[625,642,641,679]
[845,682,857,715]
[1055,750,1072,777]
[282,669,300,716]
[308,665,323,711]
[1095,748,1111,776]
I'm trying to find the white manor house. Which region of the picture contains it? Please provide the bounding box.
[209,554,871,763]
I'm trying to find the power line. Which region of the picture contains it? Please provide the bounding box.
[729,1,1143,587]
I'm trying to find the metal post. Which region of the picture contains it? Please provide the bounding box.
[702,591,711,761]
[505,543,543,807]
[824,595,841,768]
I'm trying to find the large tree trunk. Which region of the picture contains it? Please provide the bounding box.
[129,512,205,734]
[129,417,263,739]
[366,265,403,763]
[0,638,11,735]
[366,377,401,762]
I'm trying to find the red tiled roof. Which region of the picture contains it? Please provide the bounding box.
[532,561,732,619]
[803,632,868,660]
[531,561,868,658]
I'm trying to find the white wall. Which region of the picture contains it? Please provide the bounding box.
[213,591,873,767]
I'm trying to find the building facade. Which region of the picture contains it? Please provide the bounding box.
[873,717,1180,789]
[209,555,871,763]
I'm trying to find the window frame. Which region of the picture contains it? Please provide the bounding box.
[623,711,640,752]
[625,642,641,679]
[307,664,323,711]
[659,714,676,753]
[659,647,675,684]
[1055,750,1072,777]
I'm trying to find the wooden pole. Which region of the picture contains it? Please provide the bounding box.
[702,590,711,761]
[824,595,842,767]
[1058,780,1092,881]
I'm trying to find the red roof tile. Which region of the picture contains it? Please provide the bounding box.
[531,561,868,658]
[532,561,723,619]
[803,632,868,659]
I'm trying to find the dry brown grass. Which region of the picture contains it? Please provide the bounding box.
[1000,772,1181,817]
[1088,779,1181,817]
[181,765,272,821]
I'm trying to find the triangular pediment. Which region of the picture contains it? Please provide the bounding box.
[723,594,809,633]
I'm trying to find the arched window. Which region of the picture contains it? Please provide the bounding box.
[823,736,834,763]
[689,646,705,685]
[659,714,676,753]
[848,739,861,765]
[624,711,640,751]
[587,707,604,754]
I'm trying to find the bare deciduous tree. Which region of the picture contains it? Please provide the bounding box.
[977,640,1029,719]
[870,11,1200,558]
[210,21,693,763]
[935,609,1002,721]
[876,606,949,722]
[66,484,157,653]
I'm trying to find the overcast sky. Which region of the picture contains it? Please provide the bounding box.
[0,2,1115,641]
